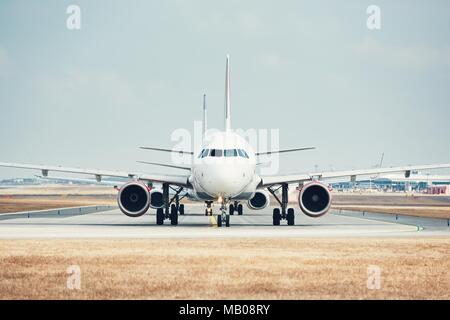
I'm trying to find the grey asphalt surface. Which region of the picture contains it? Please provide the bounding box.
[0,204,448,239]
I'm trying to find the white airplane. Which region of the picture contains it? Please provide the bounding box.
[1,55,450,227]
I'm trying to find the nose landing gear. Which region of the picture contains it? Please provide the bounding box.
[217,202,230,227]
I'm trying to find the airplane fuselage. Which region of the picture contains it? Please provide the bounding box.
[189,131,259,201]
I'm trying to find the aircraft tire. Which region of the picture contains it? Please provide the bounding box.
[287,208,295,226]
[237,204,243,215]
[273,208,281,226]
[156,208,164,225]
[217,215,222,227]
[170,205,178,225]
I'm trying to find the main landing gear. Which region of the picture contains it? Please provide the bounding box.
[156,184,185,226]
[229,201,243,216]
[268,183,295,226]
[217,201,230,227]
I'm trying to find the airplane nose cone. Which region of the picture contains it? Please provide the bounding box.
[200,165,248,197]
[215,172,241,193]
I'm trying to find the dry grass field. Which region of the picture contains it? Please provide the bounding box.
[0,196,116,213]
[331,194,450,219]
[0,185,116,213]
[0,238,449,300]
[0,185,117,196]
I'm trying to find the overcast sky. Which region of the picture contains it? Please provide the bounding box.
[1,0,449,178]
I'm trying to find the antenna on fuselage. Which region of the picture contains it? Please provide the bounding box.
[203,93,207,138]
[224,54,231,132]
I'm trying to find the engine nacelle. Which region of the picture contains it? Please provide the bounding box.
[247,191,270,210]
[298,182,332,217]
[117,181,150,217]
[149,189,164,209]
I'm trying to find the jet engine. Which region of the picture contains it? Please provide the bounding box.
[298,182,332,217]
[117,181,151,217]
[247,191,270,210]
[149,189,164,209]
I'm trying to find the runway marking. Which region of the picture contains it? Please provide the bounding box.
[209,215,217,227]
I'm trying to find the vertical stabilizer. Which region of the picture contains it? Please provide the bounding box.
[224,55,231,131]
[202,94,207,138]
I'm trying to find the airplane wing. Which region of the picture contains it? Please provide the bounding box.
[139,147,194,155]
[136,161,191,171]
[35,175,126,186]
[255,147,315,156]
[0,162,190,187]
[260,163,450,187]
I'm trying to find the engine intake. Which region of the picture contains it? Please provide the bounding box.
[149,189,164,209]
[118,181,150,217]
[298,182,331,217]
[247,191,270,210]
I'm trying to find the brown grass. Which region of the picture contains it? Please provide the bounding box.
[329,194,450,219]
[0,238,449,300]
[331,193,450,206]
[0,185,116,196]
[0,196,116,213]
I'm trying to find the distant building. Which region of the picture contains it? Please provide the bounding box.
[427,185,450,195]
[331,172,450,193]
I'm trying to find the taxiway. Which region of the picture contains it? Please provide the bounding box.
[0,204,448,239]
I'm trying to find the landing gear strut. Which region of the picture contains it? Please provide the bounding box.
[156,184,184,226]
[169,186,185,217]
[268,183,295,226]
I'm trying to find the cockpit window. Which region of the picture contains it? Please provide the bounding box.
[237,149,249,158]
[202,149,247,158]
[224,149,238,157]
[210,149,223,157]
[198,149,210,158]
